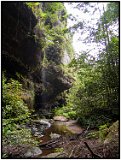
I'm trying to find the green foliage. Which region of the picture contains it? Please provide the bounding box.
[44,2,64,13]
[96,2,119,43]
[3,126,38,146]
[2,73,38,148]
[86,131,99,139]
[26,2,73,64]
[2,74,30,122]
[26,2,40,7]
[2,154,8,158]
[99,124,109,141]
[55,36,119,127]
[54,106,77,119]
[101,2,119,24]
[54,75,80,120]
[54,2,119,129]
[26,2,40,13]
[55,147,64,153]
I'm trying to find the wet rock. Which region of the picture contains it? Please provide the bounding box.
[30,119,52,137]
[2,2,42,71]
[50,133,61,139]
[41,152,66,158]
[34,132,42,137]
[67,122,84,134]
[65,120,78,125]
[31,126,38,135]
[45,45,62,64]
[24,147,42,158]
[50,119,54,124]
[2,2,73,113]
[2,144,42,158]
[53,116,68,122]
[32,119,51,128]
[33,126,38,131]
[65,124,84,134]
[53,120,84,135]
[103,121,119,158]
[40,119,51,128]
[38,65,73,106]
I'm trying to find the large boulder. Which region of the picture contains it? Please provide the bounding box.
[41,65,73,100]
[32,119,51,128]
[53,116,68,122]
[24,147,42,158]
[103,121,119,158]
[34,64,73,110]
[50,133,61,139]
[2,144,42,158]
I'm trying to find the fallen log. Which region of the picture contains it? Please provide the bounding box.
[84,141,102,158]
[39,138,60,148]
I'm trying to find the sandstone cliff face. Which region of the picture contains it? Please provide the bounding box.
[2,2,42,72]
[2,2,73,112]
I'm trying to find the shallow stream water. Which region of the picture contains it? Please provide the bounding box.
[37,120,83,157]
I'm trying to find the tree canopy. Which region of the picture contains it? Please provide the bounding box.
[55,2,119,128]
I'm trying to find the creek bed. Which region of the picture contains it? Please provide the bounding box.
[34,119,84,157]
[30,118,108,158]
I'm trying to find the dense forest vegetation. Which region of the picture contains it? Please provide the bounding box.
[2,2,119,158]
[55,2,119,127]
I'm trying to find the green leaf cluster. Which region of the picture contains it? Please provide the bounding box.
[99,124,109,141]
[101,2,119,24]
[2,74,30,121]
[2,73,38,148]
[96,2,119,42]
[55,35,119,128]
[54,3,119,129]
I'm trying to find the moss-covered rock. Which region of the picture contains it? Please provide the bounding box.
[103,121,119,158]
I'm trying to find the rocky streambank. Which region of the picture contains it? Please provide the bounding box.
[2,116,119,158]
[30,118,119,158]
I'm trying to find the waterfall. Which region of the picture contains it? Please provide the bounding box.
[41,67,46,105]
[62,50,71,64]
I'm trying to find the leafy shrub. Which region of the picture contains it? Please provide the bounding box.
[86,131,99,139]
[2,74,30,122]
[2,73,38,148]
[3,127,38,146]
[99,124,109,141]
[54,105,77,120]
